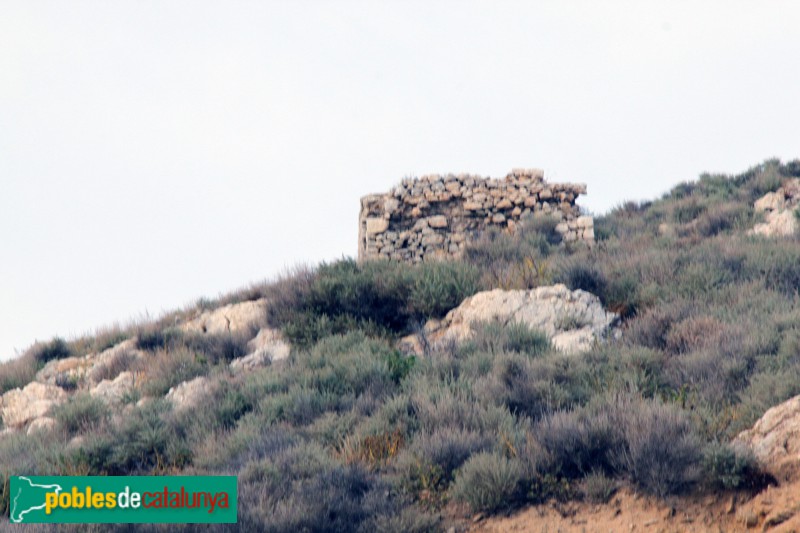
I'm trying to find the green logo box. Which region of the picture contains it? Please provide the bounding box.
[9,476,237,524]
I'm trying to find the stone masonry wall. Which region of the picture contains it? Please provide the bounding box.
[359,169,594,263]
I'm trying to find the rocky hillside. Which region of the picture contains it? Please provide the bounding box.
[2,159,800,532]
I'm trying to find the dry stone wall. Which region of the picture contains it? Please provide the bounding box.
[359,169,594,263]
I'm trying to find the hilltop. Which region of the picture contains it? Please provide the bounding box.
[2,159,800,532]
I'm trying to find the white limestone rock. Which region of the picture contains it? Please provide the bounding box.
[419,284,618,354]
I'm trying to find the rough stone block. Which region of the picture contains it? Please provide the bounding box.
[428,215,448,228]
[496,198,513,209]
[366,217,389,235]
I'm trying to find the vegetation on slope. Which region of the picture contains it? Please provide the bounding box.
[1,159,800,531]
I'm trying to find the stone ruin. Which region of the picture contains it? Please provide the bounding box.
[358,169,594,263]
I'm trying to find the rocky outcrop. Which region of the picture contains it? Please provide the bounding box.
[90,371,137,406]
[230,327,291,373]
[36,339,143,388]
[0,382,67,429]
[736,394,800,477]
[166,376,213,411]
[406,284,618,354]
[181,299,267,335]
[359,169,593,264]
[0,298,288,435]
[750,179,800,237]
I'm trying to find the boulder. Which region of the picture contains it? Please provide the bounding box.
[366,217,389,235]
[736,394,800,476]
[36,355,92,387]
[428,215,448,228]
[36,338,143,388]
[414,284,618,354]
[754,191,786,212]
[166,376,213,411]
[0,382,67,429]
[750,179,800,237]
[90,371,136,406]
[751,210,798,237]
[181,299,267,335]
[230,328,290,373]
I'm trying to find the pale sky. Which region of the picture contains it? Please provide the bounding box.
[2,1,799,361]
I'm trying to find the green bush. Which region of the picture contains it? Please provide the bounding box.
[618,402,701,496]
[582,470,617,503]
[141,348,206,397]
[408,261,480,319]
[135,326,183,352]
[559,262,608,299]
[52,394,110,434]
[182,330,251,365]
[452,452,523,513]
[535,408,623,479]
[90,349,138,383]
[406,427,491,482]
[0,352,39,394]
[33,338,73,364]
[701,442,765,490]
[468,321,550,356]
[101,400,190,474]
[272,258,481,347]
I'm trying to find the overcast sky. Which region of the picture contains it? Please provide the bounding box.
[2,1,799,361]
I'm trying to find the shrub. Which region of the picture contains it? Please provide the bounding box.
[141,348,206,397]
[51,393,110,434]
[469,321,550,356]
[272,259,410,346]
[559,262,608,298]
[54,372,79,391]
[582,471,617,503]
[408,261,480,319]
[0,352,39,394]
[452,452,523,513]
[604,275,640,318]
[406,427,491,482]
[743,244,800,297]
[695,203,751,237]
[408,372,516,435]
[701,442,766,490]
[90,349,138,383]
[92,327,130,353]
[368,505,439,533]
[237,442,378,533]
[617,402,701,496]
[665,315,725,354]
[212,381,254,430]
[480,353,570,418]
[108,400,190,474]
[32,338,73,364]
[311,259,411,330]
[385,351,415,385]
[263,265,316,328]
[535,409,623,479]
[463,220,556,290]
[623,303,690,350]
[182,330,251,365]
[135,326,183,352]
[300,332,404,401]
[672,198,707,224]
[339,428,405,468]
[258,386,329,427]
